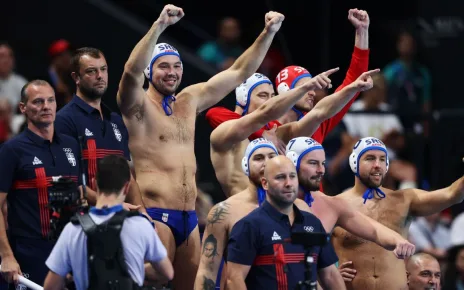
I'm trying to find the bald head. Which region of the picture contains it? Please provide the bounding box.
[262,156,298,208]
[406,253,441,290]
[264,156,295,179]
[407,253,438,269]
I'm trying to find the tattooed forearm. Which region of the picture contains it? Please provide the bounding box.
[207,202,230,226]
[202,277,215,290]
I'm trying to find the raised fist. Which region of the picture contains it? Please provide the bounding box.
[265,11,285,33]
[157,4,185,26]
[393,239,416,259]
[348,9,369,30]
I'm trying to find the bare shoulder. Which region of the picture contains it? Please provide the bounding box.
[206,200,233,227]
[178,82,205,99]
[295,198,311,213]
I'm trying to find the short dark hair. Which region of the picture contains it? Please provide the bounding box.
[96,155,130,195]
[71,47,105,75]
[20,80,52,104]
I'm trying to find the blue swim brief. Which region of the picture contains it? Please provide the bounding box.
[146,208,198,247]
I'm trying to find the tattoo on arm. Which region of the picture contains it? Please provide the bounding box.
[207,202,230,226]
[202,277,215,290]
[202,234,219,258]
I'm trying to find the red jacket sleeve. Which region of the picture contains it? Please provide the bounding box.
[317,47,369,142]
[205,107,241,129]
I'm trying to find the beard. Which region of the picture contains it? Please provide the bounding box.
[249,171,263,188]
[359,173,384,188]
[299,175,321,191]
[153,79,179,96]
[79,83,107,100]
[267,188,296,209]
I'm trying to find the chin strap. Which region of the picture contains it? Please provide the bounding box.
[362,188,386,204]
[292,107,305,121]
[162,95,176,116]
[257,187,266,206]
[302,188,314,207]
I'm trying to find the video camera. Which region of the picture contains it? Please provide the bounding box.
[47,176,86,241]
[291,232,330,290]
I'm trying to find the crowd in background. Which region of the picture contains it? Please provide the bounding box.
[1,11,463,288]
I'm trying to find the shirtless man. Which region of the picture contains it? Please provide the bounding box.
[285,137,415,276]
[195,138,313,289]
[210,68,379,198]
[205,8,371,153]
[117,4,285,288]
[331,137,464,289]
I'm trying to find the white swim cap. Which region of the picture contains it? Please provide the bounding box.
[286,137,324,171]
[235,73,273,116]
[349,137,389,176]
[144,43,182,82]
[242,138,278,176]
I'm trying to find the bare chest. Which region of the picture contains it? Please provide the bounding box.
[333,194,410,247]
[146,97,196,144]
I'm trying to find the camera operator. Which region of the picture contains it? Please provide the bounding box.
[44,154,173,290]
[0,80,83,288]
[226,156,345,290]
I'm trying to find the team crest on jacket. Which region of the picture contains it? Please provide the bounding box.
[111,123,122,142]
[63,148,76,166]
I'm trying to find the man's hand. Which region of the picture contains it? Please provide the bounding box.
[265,11,285,33]
[338,261,356,282]
[1,255,21,285]
[157,4,185,26]
[393,239,416,259]
[123,202,142,211]
[349,69,380,92]
[262,124,286,155]
[301,67,340,91]
[348,8,369,30]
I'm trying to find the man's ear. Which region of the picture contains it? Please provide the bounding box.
[261,177,268,191]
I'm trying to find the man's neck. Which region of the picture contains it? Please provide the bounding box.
[234,105,243,116]
[277,109,299,124]
[269,199,295,224]
[76,90,101,111]
[353,177,371,195]
[28,123,54,141]
[95,194,121,209]
[246,181,261,204]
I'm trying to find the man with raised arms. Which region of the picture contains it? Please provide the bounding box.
[285,137,415,282]
[117,4,285,288]
[331,137,464,289]
[204,8,371,155]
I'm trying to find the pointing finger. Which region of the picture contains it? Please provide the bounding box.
[322,67,340,77]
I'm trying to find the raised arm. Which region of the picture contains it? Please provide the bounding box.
[317,9,370,139]
[210,68,339,152]
[194,202,231,289]
[409,175,464,217]
[117,5,184,116]
[193,12,284,113]
[277,69,379,143]
[335,196,415,258]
